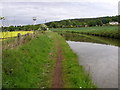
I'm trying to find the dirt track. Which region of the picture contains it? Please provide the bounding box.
[52,41,63,88]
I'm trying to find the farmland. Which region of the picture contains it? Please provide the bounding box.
[52,26,119,39]
[0,31,33,39]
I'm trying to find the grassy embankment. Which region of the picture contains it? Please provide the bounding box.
[52,26,119,39]
[2,31,96,88]
[2,32,55,88]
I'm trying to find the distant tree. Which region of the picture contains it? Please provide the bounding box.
[96,20,103,26]
[101,18,110,24]
[87,20,96,26]
[0,17,5,20]
[111,16,118,22]
[8,26,15,31]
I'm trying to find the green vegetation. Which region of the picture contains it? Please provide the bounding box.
[2,32,55,88]
[2,31,96,88]
[54,33,96,88]
[1,24,48,32]
[46,15,118,28]
[2,15,118,88]
[52,26,119,39]
[0,17,5,20]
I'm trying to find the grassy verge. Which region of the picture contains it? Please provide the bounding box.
[52,26,119,39]
[2,32,56,88]
[50,32,96,88]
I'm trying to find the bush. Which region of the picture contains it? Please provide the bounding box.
[38,24,48,31]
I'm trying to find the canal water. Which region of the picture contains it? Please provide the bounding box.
[59,32,119,88]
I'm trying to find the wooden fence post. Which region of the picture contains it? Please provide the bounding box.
[17,33,21,45]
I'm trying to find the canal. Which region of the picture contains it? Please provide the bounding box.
[59,32,119,88]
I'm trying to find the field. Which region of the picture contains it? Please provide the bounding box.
[52,26,119,39]
[0,31,33,39]
[2,31,96,88]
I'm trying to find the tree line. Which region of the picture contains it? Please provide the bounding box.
[45,15,119,28]
[1,24,48,32]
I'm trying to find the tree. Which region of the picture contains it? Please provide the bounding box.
[0,17,5,20]
[87,20,96,26]
[96,20,103,26]
[8,26,15,31]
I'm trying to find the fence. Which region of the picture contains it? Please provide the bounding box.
[1,31,35,49]
[0,31,33,40]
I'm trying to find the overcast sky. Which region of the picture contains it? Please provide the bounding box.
[0,0,119,26]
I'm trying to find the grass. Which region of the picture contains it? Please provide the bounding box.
[52,26,119,39]
[2,32,55,88]
[2,31,96,88]
[50,31,96,88]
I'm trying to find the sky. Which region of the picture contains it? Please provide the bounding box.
[0,0,119,26]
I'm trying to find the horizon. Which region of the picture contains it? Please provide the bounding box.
[1,15,118,27]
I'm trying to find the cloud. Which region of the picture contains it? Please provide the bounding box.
[1,2,118,26]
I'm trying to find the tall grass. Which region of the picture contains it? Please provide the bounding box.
[2,32,55,88]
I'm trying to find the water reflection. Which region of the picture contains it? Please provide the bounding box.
[58,32,119,47]
[67,41,118,88]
